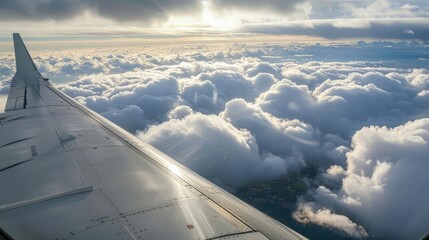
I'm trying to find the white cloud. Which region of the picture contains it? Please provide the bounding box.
[323,165,347,183]
[257,80,315,122]
[281,66,328,89]
[294,203,368,238]
[210,0,311,20]
[255,69,426,139]
[61,85,97,98]
[246,62,281,78]
[181,80,224,113]
[341,0,422,19]
[332,20,371,29]
[251,73,278,93]
[138,113,288,189]
[404,29,415,35]
[300,118,429,239]
[221,98,323,170]
[167,105,194,120]
[199,70,258,102]
[407,68,429,89]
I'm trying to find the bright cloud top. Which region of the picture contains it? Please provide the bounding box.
[296,119,429,239]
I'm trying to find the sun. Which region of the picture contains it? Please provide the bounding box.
[165,0,242,34]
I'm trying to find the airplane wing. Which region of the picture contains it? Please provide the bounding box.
[0,33,308,240]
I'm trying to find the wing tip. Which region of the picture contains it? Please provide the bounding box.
[12,33,21,42]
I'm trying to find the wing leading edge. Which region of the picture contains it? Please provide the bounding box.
[0,34,308,240]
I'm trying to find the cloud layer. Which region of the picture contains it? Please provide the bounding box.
[245,18,429,41]
[0,41,428,239]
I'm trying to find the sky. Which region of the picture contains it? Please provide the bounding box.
[1,0,429,49]
[1,0,429,240]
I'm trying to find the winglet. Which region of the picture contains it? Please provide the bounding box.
[5,34,43,111]
[13,33,40,76]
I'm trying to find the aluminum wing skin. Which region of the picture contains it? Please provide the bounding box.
[0,34,307,240]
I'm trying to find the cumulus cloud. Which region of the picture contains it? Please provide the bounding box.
[102,105,147,133]
[109,76,180,121]
[199,70,257,102]
[246,62,281,78]
[181,80,224,114]
[166,105,193,120]
[62,72,181,127]
[138,113,288,189]
[251,73,278,93]
[299,119,429,239]
[61,85,97,98]
[221,98,323,167]
[256,70,427,139]
[407,68,429,89]
[257,80,315,123]
[294,203,368,238]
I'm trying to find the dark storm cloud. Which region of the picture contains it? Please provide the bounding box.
[244,18,429,41]
[0,0,202,22]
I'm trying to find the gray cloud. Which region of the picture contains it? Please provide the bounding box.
[244,18,429,41]
[0,0,202,22]
[211,0,306,15]
[102,105,148,133]
[0,0,84,21]
[85,0,201,22]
